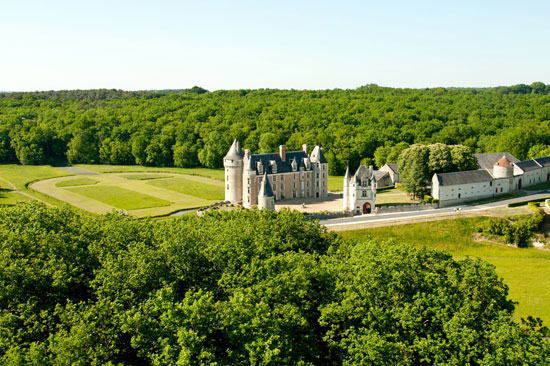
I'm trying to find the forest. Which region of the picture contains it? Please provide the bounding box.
[1,202,549,365]
[1,83,550,175]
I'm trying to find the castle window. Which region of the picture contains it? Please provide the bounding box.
[280,184,284,190]
[490,181,493,186]
[273,176,276,182]
[293,182,296,189]
[281,175,284,181]
[316,173,319,178]
[361,190,367,197]
[227,185,229,190]
[247,187,250,193]
[247,178,250,184]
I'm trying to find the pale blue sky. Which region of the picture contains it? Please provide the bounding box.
[1,0,549,91]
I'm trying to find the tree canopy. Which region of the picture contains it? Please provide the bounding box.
[0,203,548,365]
[1,84,550,174]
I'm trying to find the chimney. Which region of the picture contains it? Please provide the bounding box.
[302,144,308,155]
[244,149,251,159]
[279,145,286,161]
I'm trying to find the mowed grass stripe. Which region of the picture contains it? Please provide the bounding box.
[147,177,224,200]
[120,174,172,181]
[67,186,172,210]
[55,177,98,187]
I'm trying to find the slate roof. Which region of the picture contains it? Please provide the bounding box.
[353,165,375,184]
[344,166,351,180]
[247,150,309,174]
[385,164,399,174]
[515,159,542,172]
[534,156,550,167]
[258,172,274,197]
[475,152,519,170]
[224,139,244,160]
[436,169,493,186]
[310,145,328,164]
[373,170,389,181]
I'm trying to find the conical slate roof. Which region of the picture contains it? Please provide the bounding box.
[344,165,351,180]
[258,171,274,197]
[310,145,328,164]
[224,139,244,160]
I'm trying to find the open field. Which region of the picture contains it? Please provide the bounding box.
[31,172,222,217]
[375,186,420,205]
[338,217,550,324]
[147,176,224,200]
[77,164,225,181]
[67,185,171,210]
[55,177,99,187]
[0,191,34,206]
[120,174,172,180]
[0,164,72,206]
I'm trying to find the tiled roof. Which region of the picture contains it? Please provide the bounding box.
[475,152,519,170]
[373,170,389,181]
[436,169,493,186]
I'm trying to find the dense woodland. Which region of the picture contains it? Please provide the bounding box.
[1,83,550,175]
[0,203,549,365]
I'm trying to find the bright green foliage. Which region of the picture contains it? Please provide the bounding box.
[0,203,549,364]
[480,204,546,247]
[1,85,550,172]
[399,143,478,197]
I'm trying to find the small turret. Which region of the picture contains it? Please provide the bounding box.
[258,171,275,210]
[493,155,513,178]
[343,165,351,210]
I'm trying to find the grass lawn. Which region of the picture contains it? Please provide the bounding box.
[0,191,34,206]
[147,177,224,200]
[67,185,172,210]
[120,174,172,180]
[375,187,420,205]
[338,217,550,324]
[77,164,225,181]
[328,176,343,191]
[0,164,72,206]
[55,177,98,187]
[0,164,70,189]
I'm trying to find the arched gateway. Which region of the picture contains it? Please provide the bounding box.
[362,202,371,214]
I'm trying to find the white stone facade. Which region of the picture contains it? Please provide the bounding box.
[433,154,550,207]
[343,165,377,214]
[224,141,329,210]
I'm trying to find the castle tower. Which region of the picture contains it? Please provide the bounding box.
[224,139,244,203]
[343,165,350,210]
[493,155,513,178]
[258,171,275,210]
[243,149,257,208]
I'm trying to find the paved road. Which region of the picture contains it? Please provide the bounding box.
[320,190,550,228]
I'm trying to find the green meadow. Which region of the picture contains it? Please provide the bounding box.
[147,177,224,201]
[66,185,172,210]
[55,177,98,187]
[338,217,550,324]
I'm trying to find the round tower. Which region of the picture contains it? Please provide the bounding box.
[224,139,244,203]
[493,155,513,178]
[343,166,351,210]
[242,149,256,208]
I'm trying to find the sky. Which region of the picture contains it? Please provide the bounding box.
[1,0,549,91]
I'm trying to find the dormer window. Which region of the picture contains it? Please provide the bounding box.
[270,160,277,174]
[257,161,263,174]
[362,179,368,187]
